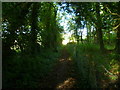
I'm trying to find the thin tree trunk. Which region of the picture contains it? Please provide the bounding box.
[87,28,89,42]
[75,27,79,43]
[80,31,83,43]
[92,28,96,43]
[86,22,90,43]
[108,31,111,45]
[89,25,92,43]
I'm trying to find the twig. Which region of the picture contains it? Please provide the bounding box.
[106,6,120,17]
[101,65,116,76]
[113,23,120,30]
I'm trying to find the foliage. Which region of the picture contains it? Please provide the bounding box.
[2,2,120,89]
[3,50,59,88]
[66,43,119,88]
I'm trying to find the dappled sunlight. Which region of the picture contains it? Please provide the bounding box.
[101,60,119,88]
[56,77,76,89]
[3,2,120,89]
[107,62,119,81]
[68,57,72,61]
[59,57,72,62]
[59,59,65,62]
[62,39,69,45]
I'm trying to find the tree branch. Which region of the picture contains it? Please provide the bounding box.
[106,6,120,17]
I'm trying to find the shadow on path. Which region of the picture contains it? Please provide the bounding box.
[39,48,77,89]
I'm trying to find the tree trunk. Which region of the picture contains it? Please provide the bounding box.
[115,2,120,89]
[80,31,83,43]
[86,22,90,43]
[30,3,40,55]
[87,28,89,42]
[96,3,105,51]
[92,28,96,43]
[89,25,92,43]
[75,27,79,43]
[108,30,111,45]
[116,2,120,55]
[116,24,120,54]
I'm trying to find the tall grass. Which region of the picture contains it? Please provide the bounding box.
[66,43,119,88]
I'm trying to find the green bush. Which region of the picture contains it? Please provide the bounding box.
[65,43,117,88]
[3,50,59,88]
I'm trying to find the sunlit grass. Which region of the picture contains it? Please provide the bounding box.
[107,59,119,81]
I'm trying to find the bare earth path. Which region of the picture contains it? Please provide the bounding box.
[39,48,77,89]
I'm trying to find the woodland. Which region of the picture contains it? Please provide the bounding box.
[2,2,120,89]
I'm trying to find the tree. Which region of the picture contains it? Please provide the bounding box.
[116,2,120,55]
[95,3,105,51]
[30,3,40,55]
[2,2,62,57]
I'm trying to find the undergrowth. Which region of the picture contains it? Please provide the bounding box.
[3,49,59,88]
[66,43,119,88]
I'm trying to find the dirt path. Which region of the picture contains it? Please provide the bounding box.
[39,48,76,89]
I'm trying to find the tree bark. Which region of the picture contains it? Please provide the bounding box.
[96,3,105,51]
[80,31,83,43]
[116,25,120,54]
[30,3,40,55]
[75,27,79,43]
[115,2,120,89]
[86,22,90,43]
[116,2,120,55]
